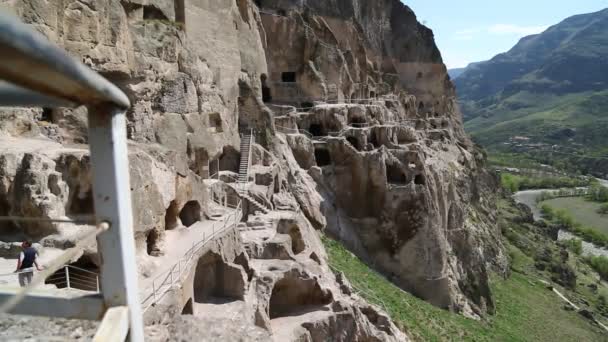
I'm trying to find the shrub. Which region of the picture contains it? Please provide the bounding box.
[561,239,583,255]
[587,184,608,203]
[597,203,608,215]
[585,256,608,281]
[540,204,554,220]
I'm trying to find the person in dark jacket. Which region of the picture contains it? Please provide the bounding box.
[15,241,42,287]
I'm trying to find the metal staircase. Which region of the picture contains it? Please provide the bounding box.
[237,130,272,214]
[238,131,253,184]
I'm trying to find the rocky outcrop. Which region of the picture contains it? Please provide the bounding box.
[0,0,506,340]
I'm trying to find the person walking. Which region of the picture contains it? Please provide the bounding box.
[15,241,42,287]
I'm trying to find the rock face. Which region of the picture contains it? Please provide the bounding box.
[0,0,505,340]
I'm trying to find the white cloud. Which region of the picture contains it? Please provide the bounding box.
[488,24,549,35]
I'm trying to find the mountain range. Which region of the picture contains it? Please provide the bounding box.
[454,8,608,176]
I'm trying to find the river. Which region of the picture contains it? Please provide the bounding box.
[513,180,608,258]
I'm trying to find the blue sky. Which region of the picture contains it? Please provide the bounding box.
[403,1,608,69]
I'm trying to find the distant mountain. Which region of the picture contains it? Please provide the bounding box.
[448,67,466,79]
[455,8,608,176]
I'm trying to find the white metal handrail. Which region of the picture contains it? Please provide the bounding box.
[0,13,142,340]
[141,200,243,312]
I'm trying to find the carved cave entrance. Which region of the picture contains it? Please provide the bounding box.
[67,186,94,217]
[193,252,245,305]
[269,275,332,319]
[45,255,99,291]
[346,136,362,151]
[261,74,272,103]
[309,124,324,137]
[314,147,331,167]
[386,163,407,185]
[281,72,296,83]
[179,201,202,227]
[146,229,162,256]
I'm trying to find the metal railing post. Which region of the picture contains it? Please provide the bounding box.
[88,105,144,341]
[65,266,70,289]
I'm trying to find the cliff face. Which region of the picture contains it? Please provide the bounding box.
[0,0,505,339]
[259,0,506,316]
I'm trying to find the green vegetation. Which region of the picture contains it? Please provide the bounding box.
[499,173,590,193]
[456,9,608,176]
[587,184,608,203]
[322,225,606,341]
[540,203,608,247]
[540,197,608,235]
[599,203,608,215]
[585,256,608,282]
[560,239,583,256]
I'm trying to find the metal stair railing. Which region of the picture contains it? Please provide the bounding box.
[141,200,243,312]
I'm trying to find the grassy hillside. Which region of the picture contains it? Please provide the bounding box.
[322,199,608,341]
[455,9,608,176]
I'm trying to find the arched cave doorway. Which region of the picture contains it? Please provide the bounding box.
[179,201,202,227]
[269,274,332,319]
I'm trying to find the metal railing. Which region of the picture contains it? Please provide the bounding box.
[0,265,98,292]
[47,265,100,292]
[141,200,243,312]
[0,12,142,340]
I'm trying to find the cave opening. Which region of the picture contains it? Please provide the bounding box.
[181,298,194,315]
[314,148,331,167]
[273,174,280,193]
[261,74,272,103]
[269,276,331,319]
[349,115,366,127]
[165,200,179,230]
[45,255,99,292]
[193,252,245,304]
[277,221,305,255]
[143,5,168,20]
[418,102,425,110]
[179,201,202,227]
[219,146,240,174]
[146,229,162,256]
[309,123,324,137]
[67,187,94,216]
[370,91,376,99]
[301,101,314,112]
[369,131,381,148]
[281,72,296,83]
[386,163,407,184]
[414,174,426,185]
[40,107,53,122]
[254,0,262,7]
[346,136,361,151]
[209,112,223,133]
